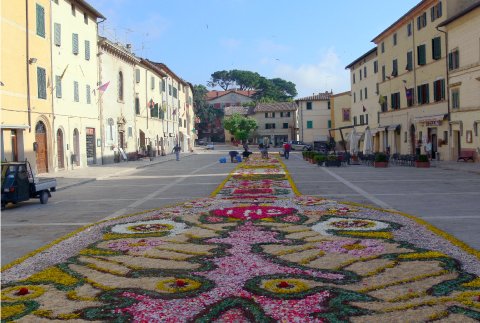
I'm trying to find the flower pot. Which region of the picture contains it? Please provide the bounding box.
[415,161,430,168]
[374,161,388,168]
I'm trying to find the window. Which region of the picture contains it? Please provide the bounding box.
[353,116,357,125]
[406,88,414,107]
[83,12,88,24]
[265,123,276,129]
[85,40,90,60]
[451,88,460,109]
[433,79,445,102]
[431,2,442,21]
[432,37,441,60]
[36,4,45,37]
[135,69,140,83]
[376,82,379,94]
[417,12,427,30]
[328,101,331,110]
[161,79,166,91]
[173,87,178,98]
[365,114,369,124]
[107,118,114,140]
[448,49,460,70]
[364,66,367,78]
[72,33,79,55]
[135,97,140,115]
[380,96,388,112]
[382,65,386,81]
[417,83,430,104]
[417,44,426,65]
[360,69,362,80]
[86,85,91,104]
[393,33,397,46]
[407,22,412,37]
[381,42,385,53]
[118,72,124,101]
[342,108,350,121]
[283,123,288,129]
[168,84,172,95]
[265,112,275,118]
[406,51,413,71]
[392,59,398,77]
[360,115,365,125]
[443,131,448,144]
[353,92,356,103]
[128,127,133,137]
[353,73,356,84]
[364,87,368,99]
[73,81,79,102]
[391,92,400,110]
[306,102,312,110]
[360,89,363,101]
[55,75,62,98]
[37,67,46,99]
[71,3,75,16]
[54,23,61,46]
[306,121,313,129]
[151,76,155,90]
[374,61,378,73]
[328,120,332,128]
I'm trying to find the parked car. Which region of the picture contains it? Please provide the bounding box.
[289,141,312,151]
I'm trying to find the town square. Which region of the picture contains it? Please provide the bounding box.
[1,0,480,321]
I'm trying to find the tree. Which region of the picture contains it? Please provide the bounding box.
[230,70,261,90]
[193,84,224,140]
[223,113,258,142]
[207,70,233,90]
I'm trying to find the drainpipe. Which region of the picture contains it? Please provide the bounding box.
[26,0,32,133]
[436,25,450,160]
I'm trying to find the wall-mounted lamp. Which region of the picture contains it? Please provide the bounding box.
[28,58,37,64]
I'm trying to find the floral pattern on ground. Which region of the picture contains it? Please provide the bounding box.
[1,154,479,322]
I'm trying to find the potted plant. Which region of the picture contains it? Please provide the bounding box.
[302,151,308,160]
[325,154,341,167]
[415,154,430,168]
[374,152,388,168]
[314,154,326,166]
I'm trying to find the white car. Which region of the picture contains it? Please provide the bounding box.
[289,141,312,151]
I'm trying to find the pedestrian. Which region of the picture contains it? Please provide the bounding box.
[173,144,181,161]
[425,140,432,160]
[229,150,239,163]
[283,142,291,159]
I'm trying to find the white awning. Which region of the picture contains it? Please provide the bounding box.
[0,124,30,130]
[414,114,446,123]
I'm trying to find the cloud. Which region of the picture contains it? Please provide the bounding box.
[274,48,350,98]
[256,39,290,54]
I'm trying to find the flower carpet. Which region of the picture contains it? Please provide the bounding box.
[1,155,480,322]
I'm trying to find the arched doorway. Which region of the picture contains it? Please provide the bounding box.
[57,129,65,169]
[35,121,48,173]
[73,128,80,166]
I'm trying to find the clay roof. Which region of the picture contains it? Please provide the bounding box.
[295,92,331,101]
[206,89,256,101]
[438,1,480,27]
[253,102,297,113]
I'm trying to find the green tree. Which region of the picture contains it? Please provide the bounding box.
[193,84,224,139]
[223,113,258,142]
[230,70,261,90]
[207,70,233,90]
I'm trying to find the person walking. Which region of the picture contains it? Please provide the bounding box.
[173,144,181,161]
[283,142,291,159]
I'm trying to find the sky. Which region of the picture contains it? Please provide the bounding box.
[93,0,421,98]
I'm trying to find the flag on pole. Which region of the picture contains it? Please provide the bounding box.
[60,64,69,79]
[172,108,176,115]
[98,81,110,92]
[362,105,366,112]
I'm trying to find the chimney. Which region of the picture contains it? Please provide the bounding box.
[126,44,132,51]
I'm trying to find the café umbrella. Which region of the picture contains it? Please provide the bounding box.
[363,127,373,155]
[348,128,359,155]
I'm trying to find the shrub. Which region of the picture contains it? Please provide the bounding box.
[327,155,338,161]
[417,154,429,162]
[314,155,326,163]
[375,152,388,162]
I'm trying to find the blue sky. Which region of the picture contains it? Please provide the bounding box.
[94,0,420,98]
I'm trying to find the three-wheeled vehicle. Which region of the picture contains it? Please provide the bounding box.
[1,161,57,210]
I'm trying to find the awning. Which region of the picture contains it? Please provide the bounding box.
[414,114,447,124]
[0,124,30,130]
[386,124,401,131]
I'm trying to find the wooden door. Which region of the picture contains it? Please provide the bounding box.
[35,122,48,174]
[57,129,65,169]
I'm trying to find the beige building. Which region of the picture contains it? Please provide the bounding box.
[330,91,352,150]
[1,0,53,173]
[295,92,331,144]
[372,0,477,159]
[345,48,381,153]
[252,102,297,146]
[51,0,104,170]
[98,37,140,163]
[438,2,480,161]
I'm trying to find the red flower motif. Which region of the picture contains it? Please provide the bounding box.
[212,206,296,220]
[16,287,29,295]
[277,281,290,288]
[175,279,187,287]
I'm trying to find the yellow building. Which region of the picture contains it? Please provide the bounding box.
[1,0,53,173]
[438,2,480,162]
[295,92,332,144]
[372,0,477,159]
[330,91,352,150]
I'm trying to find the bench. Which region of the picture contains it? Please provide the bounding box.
[457,149,475,162]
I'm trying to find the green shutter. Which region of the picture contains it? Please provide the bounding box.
[417,45,426,65]
[407,52,412,70]
[36,4,45,37]
[417,85,422,104]
[72,33,79,54]
[327,120,331,128]
[85,40,90,60]
[74,81,79,102]
[55,75,62,98]
[441,79,445,99]
[425,84,430,103]
[86,85,91,103]
[432,37,441,60]
[37,67,46,99]
[54,23,61,46]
